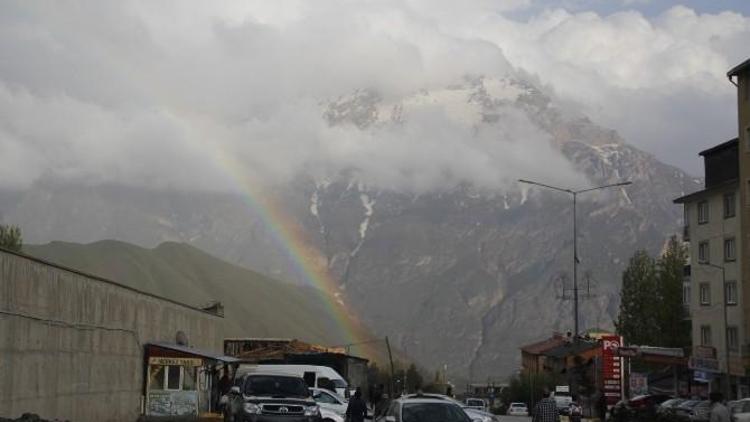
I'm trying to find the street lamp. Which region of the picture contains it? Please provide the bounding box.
[700,261,731,398]
[518,179,632,338]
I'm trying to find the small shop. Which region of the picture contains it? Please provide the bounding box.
[143,342,238,418]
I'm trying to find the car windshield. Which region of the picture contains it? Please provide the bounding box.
[402,403,470,422]
[466,400,483,406]
[332,379,348,388]
[244,375,310,398]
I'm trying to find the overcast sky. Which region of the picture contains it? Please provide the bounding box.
[0,0,748,193]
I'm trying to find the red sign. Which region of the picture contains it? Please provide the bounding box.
[602,335,624,405]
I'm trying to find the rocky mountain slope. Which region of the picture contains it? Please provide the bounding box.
[0,76,700,382]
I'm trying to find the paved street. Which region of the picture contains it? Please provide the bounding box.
[496,416,531,422]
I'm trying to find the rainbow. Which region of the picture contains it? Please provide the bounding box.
[209,148,376,359]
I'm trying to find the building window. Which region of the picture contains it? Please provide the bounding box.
[726,281,738,305]
[724,193,736,218]
[697,201,709,224]
[724,238,737,261]
[147,365,197,391]
[699,283,711,305]
[701,325,712,346]
[683,283,691,306]
[728,326,739,352]
[698,241,710,263]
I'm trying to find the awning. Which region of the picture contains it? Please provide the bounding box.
[147,341,240,363]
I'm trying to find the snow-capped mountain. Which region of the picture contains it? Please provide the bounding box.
[0,76,700,382]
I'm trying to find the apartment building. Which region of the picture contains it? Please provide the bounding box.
[730,59,750,385]
[671,58,750,398]
[675,138,742,395]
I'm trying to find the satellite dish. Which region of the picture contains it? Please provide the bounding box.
[176,331,188,346]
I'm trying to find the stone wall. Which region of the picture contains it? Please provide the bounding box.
[0,249,223,422]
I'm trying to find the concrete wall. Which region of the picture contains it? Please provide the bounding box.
[0,249,224,422]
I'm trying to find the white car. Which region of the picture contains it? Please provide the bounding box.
[507,402,529,416]
[731,398,750,422]
[375,397,473,422]
[311,387,348,416]
[464,407,498,422]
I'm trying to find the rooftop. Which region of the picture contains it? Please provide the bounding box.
[698,138,738,156]
[520,334,567,355]
[728,58,750,78]
[673,178,738,204]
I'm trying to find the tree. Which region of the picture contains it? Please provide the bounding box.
[615,250,658,346]
[656,236,690,348]
[0,224,22,252]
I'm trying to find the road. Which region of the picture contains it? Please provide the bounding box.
[496,417,531,422]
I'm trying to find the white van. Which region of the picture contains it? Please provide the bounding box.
[240,364,350,397]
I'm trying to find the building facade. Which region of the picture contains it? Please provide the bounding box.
[672,57,750,398]
[730,59,750,381]
[675,138,742,395]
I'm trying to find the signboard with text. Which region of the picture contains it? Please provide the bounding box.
[602,335,624,405]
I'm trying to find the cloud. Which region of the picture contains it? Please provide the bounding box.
[0,1,747,193]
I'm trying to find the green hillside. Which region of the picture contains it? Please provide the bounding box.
[25,240,355,347]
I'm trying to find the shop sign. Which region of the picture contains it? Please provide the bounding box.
[601,335,624,406]
[688,357,720,373]
[149,357,203,367]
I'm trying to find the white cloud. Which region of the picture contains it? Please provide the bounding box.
[0,1,747,192]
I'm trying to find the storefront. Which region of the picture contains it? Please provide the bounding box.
[143,342,238,417]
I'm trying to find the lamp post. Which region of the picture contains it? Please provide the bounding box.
[518,179,632,337]
[700,262,731,398]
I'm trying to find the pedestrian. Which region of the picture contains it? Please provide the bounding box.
[597,393,607,421]
[532,387,560,422]
[709,392,730,422]
[346,387,368,422]
[217,366,232,411]
[569,397,582,422]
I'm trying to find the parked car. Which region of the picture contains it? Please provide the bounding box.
[657,398,687,420]
[673,400,702,422]
[688,401,711,422]
[375,397,472,422]
[465,398,488,412]
[224,370,322,422]
[506,402,529,416]
[310,387,348,416]
[463,407,498,422]
[626,394,672,421]
[731,398,750,422]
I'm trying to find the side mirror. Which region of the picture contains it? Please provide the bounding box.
[230,386,241,395]
[385,417,396,422]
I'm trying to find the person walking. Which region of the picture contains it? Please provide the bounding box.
[709,392,730,422]
[533,388,560,422]
[346,387,368,422]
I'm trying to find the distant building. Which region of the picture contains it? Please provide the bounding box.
[520,333,568,374]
